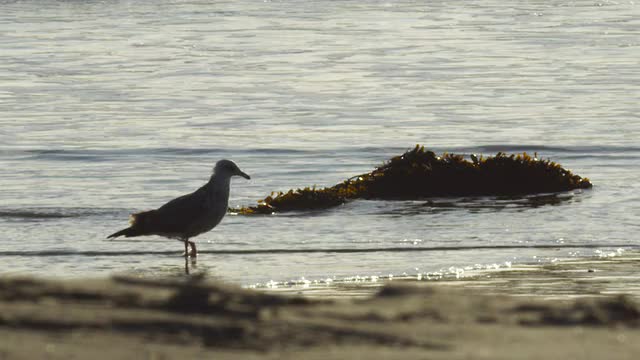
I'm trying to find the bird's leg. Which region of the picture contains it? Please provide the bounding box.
[188,241,197,258]
[183,237,191,275]
[183,238,189,258]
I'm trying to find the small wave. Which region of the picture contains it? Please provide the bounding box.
[22,148,227,161]
[4,144,636,165]
[455,144,640,155]
[0,210,75,219]
[1,147,315,162]
[0,244,636,257]
[0,207,119,220]
[3,144,639,162]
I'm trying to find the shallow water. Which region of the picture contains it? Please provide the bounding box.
[1,0,639,286]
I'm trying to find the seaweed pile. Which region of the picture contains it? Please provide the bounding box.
[235,145,592,214]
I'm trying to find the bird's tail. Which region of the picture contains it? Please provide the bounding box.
[107,211,154,239]
[107,227,135,239]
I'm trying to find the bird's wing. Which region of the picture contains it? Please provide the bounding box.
[144,185,210,235]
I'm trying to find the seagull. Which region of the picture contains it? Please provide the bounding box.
[107,159,250,258]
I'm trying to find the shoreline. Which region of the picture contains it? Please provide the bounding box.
[261,249,640,299]
[1,251,639,359]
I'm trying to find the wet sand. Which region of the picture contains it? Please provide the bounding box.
[1,253,639,359]
[268,250,640,300]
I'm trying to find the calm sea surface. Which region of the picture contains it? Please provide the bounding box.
[1,0,638,287]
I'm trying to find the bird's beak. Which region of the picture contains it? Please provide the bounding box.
[238,170,251,180]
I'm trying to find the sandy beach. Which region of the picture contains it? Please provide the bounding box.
[1,252,638,359]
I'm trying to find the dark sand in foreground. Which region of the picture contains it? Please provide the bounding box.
[1,253,639,359]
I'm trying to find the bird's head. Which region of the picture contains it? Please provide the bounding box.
[214,159,251,180]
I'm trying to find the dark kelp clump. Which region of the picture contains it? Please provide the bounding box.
[235,145,592,214]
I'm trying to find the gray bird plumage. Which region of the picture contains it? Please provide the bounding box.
[108,159,250,258]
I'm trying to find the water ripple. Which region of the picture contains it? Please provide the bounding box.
[1,244,636,257]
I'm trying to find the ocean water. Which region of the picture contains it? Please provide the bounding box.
[1,0,638,287]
